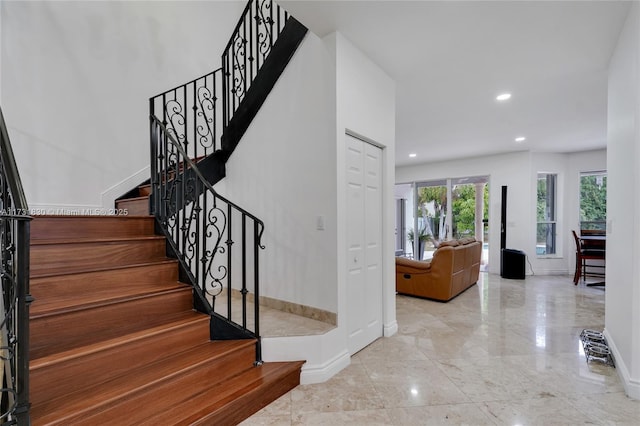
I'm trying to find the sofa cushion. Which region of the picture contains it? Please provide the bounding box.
[458,237,476,245]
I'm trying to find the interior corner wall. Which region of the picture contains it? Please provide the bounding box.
[0,1,243,210]
[222,32,338,314]
[605,2,640,400]
[330,32,397,337]
[396,151,533,275]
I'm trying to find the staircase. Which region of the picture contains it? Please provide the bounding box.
[29,215,303,425]
[0,0,310,423]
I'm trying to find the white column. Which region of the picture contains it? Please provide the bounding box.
[604,2,640,400]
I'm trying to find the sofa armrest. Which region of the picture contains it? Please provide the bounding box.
[395,257,432,273]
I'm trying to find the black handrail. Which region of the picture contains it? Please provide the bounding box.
[150,115,264,362]
[0,106,32,425]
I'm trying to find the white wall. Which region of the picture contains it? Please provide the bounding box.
[257,32,396,384]
[604,2,640,400]
[1,1,244,211]
[222,32,338,314]
[331,32,397,339]
[396,149,607,276]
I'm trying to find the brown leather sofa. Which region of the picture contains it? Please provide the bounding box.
[395,238,482,302]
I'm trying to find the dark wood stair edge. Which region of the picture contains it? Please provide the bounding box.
[30,259,179,279]
[30,235,166,246]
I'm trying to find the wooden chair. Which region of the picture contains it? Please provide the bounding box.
[572,230,605,285]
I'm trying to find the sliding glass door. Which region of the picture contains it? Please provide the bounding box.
[396,176,489,267]
[415,180,449,260]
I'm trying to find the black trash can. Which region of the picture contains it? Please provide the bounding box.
[501,248,526,279]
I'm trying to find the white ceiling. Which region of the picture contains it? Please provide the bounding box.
[279,0,632,166]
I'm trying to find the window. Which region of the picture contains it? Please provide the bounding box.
[580,172,606,231]
[537,173,557,255]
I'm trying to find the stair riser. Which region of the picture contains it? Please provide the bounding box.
[31,262,179,302]
[30,239,167,276]
[31,216,155,240]
[30,288,193,359]
[54,343,258,425]
[115,197,149,216]
[138,185,152,197]
[30,317,211,407]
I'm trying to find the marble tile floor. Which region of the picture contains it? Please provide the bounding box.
[242,273,640,425]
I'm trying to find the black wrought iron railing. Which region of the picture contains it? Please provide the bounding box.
[150,116,265,361]
[222,0,290,129]
[148,0,297,363]
[150,68,224,162]
[0,107,32,425]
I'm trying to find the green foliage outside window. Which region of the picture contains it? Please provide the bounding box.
[580,174,607,229]
[416,184,488,241]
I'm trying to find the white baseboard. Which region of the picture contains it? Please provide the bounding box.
[384,320,398,337]
[261,331,351,385]
[101,166,150,210]
[299,349,350,385]
[603,328,640,400]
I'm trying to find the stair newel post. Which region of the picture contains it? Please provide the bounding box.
[241,214,247,329]
[248,5,254,85]
[149,108,157,216]
[194,179,201,289]
[226,203,233,322]
[253,219,262,365]
[201,185,208,309]
[222,53,228,132]
[269,0,274,49]
[15,218,32,425]
[162,131,169,225]
[242,17,248,101]
[254,0,259,71]
[192,80,197,161]
[180,150,186,255]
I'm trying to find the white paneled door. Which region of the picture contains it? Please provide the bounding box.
[345,133,383,355]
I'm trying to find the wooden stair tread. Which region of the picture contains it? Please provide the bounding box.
[118,195,149,202]
[31,339,258,425]
[142,361,305,426]
[30,280,189,317]
[30,285,192,320]
[30,235,165,245]
[30,259,178,279]
[30,312,209,369]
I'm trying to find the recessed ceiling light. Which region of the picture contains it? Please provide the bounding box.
[515,136,526,142]
[409,153,417,158]
[496,93,512,101]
